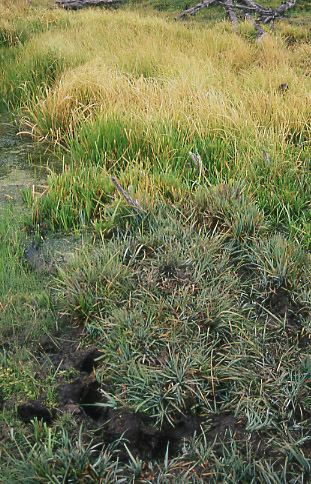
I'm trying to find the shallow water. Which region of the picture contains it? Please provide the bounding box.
[0,112,93,269]
[0,112,56,207]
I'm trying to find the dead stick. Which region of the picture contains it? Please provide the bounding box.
[175,0,216,20]
[263,149,270,166]
[111,176,142,213]
[189,151,205,174]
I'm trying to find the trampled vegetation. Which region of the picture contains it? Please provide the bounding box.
[1,0,311,482]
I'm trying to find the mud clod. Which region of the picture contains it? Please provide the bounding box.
[267,287,310,345]
[58,376,105,420]
[102,408,203,459]
[18,402,55,423]
[103,408,163,459]
[75,347,104,374]
[58,378,86,405]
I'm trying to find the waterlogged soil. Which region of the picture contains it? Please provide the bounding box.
[0,326,203,460]
[10,330,265,462]
[0,112,53,208]
[24,233,96,272]
[0,112,90,269]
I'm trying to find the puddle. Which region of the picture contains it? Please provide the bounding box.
[0,111,86,271]
[0,113,97,278]
[0,111,58,209]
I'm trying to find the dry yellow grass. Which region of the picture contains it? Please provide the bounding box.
[9,8,309,153]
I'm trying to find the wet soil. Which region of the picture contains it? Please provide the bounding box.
[267,286,311,346]
[23,230,100,278]
[6,322,272,465]
[1,322,201,457]
[38,331,204,459]
[0,112,94,279]
[0,112,57,210]
[18,402,55,423]
[157,263,192,293]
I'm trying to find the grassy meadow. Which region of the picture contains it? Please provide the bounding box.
[1,0,311,482]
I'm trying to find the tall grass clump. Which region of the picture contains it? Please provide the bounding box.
[0,7,73,110]
[2,8,308,240]
[54,215,242,419]
[0,0,71,48]
[2,424,124,484]
[194,182,267,244]
[25,163,162,233]
[18,12,311,147]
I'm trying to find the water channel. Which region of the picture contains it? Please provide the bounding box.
[0,111,88,272]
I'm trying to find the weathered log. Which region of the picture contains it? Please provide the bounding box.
[219,2,272,15]
[55,0,124,10]
[176,0,297,29]
[245,12,264,39]
[224,0,238,31]
[262,0,297,23]
[175,0,216,20]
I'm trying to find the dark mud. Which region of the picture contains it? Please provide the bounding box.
[7,326,213,460]
[0,113,46,178]
[56,370,204,459]
[37,326,88,369]
[12,329,271,464]
[203,413,268,458]
[267,286,311,346]
[18,402,55,423]
[156,263,193,293]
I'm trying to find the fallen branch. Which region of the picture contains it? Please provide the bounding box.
[245,12,264,39]
[111,176,142,213]
[225,0,238,32]
[54,0,124,10]
[175,0,216,20]
[176,0,297,31]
